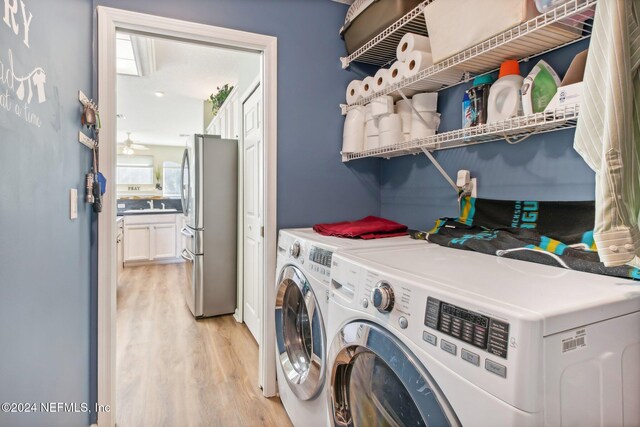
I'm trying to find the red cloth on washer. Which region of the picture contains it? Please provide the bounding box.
[313,216,408,239]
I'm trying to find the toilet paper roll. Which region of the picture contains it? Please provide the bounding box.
[379,128,403,147]
[403,51,434,78]
[395,99,413,133]
[365,118,379,137]
[373,68,390,93]
[342,106,366,153]
[370,96,394,118]
[361,76,375,99]
[412,92,438,112]
[364,135,380,151]
[346,79,363,105]
[397,33,432,62]
[378,113,402,134]
[410,111,441,139]
[388,61,406,85]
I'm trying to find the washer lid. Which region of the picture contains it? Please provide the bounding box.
[336,245,640,335]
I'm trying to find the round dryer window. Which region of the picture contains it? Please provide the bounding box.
[329,321,460,427]
[275,265,326,401]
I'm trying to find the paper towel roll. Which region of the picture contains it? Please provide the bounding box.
[410,111,441,139]
[346,79,363,105]
[365,119,379,137]
[364,135,380,151]
[397,33,432,62]
[378,113,402,134]
[373,68,390,93]
[342,106,365,153]
[395,99,412,133]
[380,128,403,147]
[370,96,394,118]
[361,76,375,99]
[403,51,434,78]
[388,61,406,85]
[412,92,438,112]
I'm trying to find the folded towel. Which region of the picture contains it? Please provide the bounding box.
[313,216,408,240]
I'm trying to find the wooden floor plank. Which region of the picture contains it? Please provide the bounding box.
[116,264,292,427]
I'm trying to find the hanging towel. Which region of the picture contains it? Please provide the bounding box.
[313,216,408,239]
[411,197,640,281]
[573,0,640,267]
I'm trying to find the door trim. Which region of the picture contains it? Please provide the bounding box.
[97,7,278,426]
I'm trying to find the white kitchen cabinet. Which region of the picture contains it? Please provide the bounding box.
[124,225,151,261]
[153,223,177,259]
[124,214,181,265]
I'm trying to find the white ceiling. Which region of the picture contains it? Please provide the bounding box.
[117,34,260,147]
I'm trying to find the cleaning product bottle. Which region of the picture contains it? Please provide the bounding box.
[466,74,495,127]
[487,59,524,124]
[462,92,472,128]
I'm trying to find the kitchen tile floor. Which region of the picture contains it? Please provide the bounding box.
[116,264,291,427]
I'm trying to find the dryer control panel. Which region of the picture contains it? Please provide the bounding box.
[425,297,510,359]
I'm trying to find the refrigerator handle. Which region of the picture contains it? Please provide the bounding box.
[180,226,194,238]
[180,249,194,262]
[180,148,190,215]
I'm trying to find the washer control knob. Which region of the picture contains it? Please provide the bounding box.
[361,298,369,309]
[399,316,408,329]
[370,281,394,313]
[289,241,301,259]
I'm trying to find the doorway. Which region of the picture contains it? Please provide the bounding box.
[97,7,278,427]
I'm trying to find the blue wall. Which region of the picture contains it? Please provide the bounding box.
[94,0,381,229]
[0,1,93,426]
[380,40,594,230]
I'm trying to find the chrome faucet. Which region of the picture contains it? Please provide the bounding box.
[147,200,154,209]
[161,203,166,210]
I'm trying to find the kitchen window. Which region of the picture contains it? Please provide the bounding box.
[163,161,181,197]
[117,155,154,185]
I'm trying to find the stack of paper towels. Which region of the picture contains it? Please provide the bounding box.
[393,92,440,141]
[345,33,433,105]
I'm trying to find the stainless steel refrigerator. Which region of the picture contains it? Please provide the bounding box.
[180,134,238,318]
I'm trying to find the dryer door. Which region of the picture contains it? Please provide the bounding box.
[275,265,326,401]
[329,320,460,427]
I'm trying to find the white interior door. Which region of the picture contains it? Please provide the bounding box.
[242,84,263,342]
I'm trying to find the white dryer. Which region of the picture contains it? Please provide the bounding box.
[327,244,640,427]
[274,228,423,427]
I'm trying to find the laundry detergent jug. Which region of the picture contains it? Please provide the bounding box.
[487,59,524,124]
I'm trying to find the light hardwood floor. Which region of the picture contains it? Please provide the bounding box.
[117,264,292,427]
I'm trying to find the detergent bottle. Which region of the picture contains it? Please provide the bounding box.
[487,59,524,124]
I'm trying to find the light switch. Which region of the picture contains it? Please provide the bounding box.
[70,188,78,219]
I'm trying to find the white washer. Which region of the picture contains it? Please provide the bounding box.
[327,244,640,426]
[274,228,424,427]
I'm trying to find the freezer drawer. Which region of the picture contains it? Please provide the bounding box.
[181,225,203,256]
[180,249,203,317]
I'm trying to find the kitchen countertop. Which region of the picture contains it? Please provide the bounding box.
[117,210,183,217]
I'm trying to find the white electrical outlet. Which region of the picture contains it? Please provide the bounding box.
[70,188,78,219]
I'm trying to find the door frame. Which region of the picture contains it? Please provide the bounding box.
[96,7,278,427]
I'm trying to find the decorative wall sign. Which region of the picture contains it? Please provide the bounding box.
[1,0,46,128]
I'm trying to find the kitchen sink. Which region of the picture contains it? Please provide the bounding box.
[123,208,178,213]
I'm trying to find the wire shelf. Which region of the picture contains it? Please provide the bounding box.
[342,0,595,114]
[340,1,433,69]
[342,105,580,162]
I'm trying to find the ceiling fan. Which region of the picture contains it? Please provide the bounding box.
[119,132,149,155]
